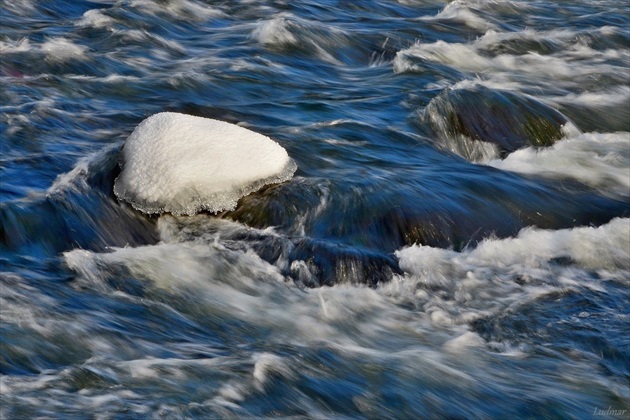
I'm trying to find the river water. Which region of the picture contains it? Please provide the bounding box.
[1,0,629,418]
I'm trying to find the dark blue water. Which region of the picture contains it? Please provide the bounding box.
[1,0,629,418]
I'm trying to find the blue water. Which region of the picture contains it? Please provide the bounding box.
[1,0,629,418]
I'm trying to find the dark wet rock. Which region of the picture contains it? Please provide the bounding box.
[285,237,400,287]
[224,165,629,257]
[419,85,573,159]
[478,37,562,57]
[247,234,400,288]
[159,214,400,288]
[225,178,328,235]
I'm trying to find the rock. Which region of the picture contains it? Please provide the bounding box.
[420,85,575,160]
[114,112,297,215]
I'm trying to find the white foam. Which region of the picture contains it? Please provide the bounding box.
[63,241,338,344]
[472,218,629,271]
[251,13,347,65]
[425,0,497,31]
[0,38,32,54]
[487,131,630,195]
[76,10,115,29]
[252,353,294,389]
[115,29,185,54]
[387,218,630,328]
[443,331,486,353]
[101,74,141,83]
[129,0,225,20]
[393,29,629,92]
[395,40,583,79]
[0,0,36,16]
[475,27,577,50]
[113,112,296,215]
[449,78,522,92]
[549,86,630,108]
[40,37,89,61]
[63,213,440,348]
[435,133,501,162]
[252,15,298,46]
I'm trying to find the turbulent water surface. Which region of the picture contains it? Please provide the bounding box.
[1,0,629,418]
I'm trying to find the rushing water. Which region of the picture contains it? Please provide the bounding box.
[1,0,629,418]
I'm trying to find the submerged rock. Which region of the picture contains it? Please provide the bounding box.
[222,166,629,257]
[156,215,401,288]
[420,85,575,160]
[114,112,297,215]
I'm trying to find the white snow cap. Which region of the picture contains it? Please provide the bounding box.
[114,112,297,215]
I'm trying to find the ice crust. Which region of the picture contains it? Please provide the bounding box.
[114,112,296,215]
